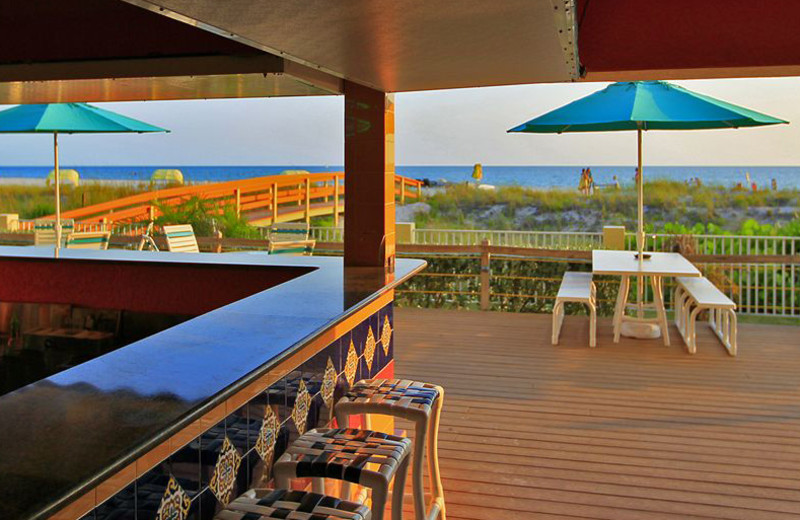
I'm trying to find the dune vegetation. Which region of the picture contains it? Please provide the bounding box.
[414,180,800,235]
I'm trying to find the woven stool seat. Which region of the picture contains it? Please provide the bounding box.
[339,379,441,420]
[277,428,410,486]
[216,488,371,520]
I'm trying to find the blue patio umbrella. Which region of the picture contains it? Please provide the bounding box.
[508,81,787,258]
[0,103,168,254]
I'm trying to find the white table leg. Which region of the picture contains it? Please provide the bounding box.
[636,275,644,319]
[651,275,670,346]
[613,275,630,343]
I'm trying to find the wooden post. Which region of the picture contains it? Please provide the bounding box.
[480,239,491,311]
[234,188,241,217]
[344,82,395,269]
[333,175,340,227]
[148,205,155,221]
[271,182,279,224]
[400,179,406,205]
[305,177,311,224]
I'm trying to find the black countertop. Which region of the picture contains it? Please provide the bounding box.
[0,247,425,520]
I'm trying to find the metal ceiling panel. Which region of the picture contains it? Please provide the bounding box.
[122,0,580,92]
[0,73,336,105]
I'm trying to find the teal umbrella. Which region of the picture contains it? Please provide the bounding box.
[508,81,787,258]
[0,103,168,255]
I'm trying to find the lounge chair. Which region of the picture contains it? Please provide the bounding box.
[33,218,75,246]
[65,231,110,250]
[267,222,315,255]
[163,224,199,253]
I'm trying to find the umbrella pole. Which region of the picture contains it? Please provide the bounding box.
[637,128,644,318]
[54,132,60,258]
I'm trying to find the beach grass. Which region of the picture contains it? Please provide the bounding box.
[0,182,154,219]
[416,180,800,234]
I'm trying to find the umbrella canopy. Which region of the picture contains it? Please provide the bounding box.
[508,81,786,133]
[0,103,168,256]
[0,103,168,133]
[508,80,787,258]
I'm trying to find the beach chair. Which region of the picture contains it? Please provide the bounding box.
[65,231,110,250]
[33,219,75,246]
[136,222,159,251]
[267,222,315,255]
[163,224,199,253]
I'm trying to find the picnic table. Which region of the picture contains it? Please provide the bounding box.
[592,250,701,346]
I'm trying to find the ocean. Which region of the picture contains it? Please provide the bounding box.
[1,165,799,189]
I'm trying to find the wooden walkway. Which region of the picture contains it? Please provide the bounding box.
[394,308,800,520]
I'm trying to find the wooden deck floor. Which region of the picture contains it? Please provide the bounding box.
[394,308,800,520]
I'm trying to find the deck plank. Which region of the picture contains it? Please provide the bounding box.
[394,308,800,520]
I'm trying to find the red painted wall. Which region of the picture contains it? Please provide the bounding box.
[0,258,310,315]
[578,0,800,73]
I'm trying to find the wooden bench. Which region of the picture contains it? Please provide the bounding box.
[267,222,315,255]
[163,224,199,253]
[65,231,110,250]
[552,271,596,347]
[673,276,737,356]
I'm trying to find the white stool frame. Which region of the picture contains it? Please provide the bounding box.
[335,385,445,520]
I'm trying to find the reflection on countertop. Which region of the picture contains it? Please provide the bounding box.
[0,247,425,520]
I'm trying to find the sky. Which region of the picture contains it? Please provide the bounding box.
[0,76,798,167]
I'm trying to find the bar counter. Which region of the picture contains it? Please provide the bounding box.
[0,246,425,520]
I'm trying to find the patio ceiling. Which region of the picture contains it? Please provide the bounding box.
[121,0,581,92]
[1,1,799,104]
[0,0,342,103]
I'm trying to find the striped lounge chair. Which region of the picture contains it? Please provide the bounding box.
[33,218,75,246]
[267,222,315,255]
[65,231,110,250]
[163,224,200,253]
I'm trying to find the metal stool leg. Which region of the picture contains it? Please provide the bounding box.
[411,417,428,520]
[427,388,446,520]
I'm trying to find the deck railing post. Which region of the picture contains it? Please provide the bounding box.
[400,180,406,205]
[234,188,241,217]
[305,178,311,224]
[333,175,340,227]
[480,239,491,311]
[271,183,279,224]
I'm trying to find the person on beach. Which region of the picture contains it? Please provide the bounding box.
[586,168,594,194]
[578,168,588,194]
[612,175,620,189]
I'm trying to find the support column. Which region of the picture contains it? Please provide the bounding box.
[344,81,396,270]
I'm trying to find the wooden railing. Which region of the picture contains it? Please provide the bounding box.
[56,172,422,227]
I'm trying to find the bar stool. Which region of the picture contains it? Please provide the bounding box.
[335,379,445,520]
[215,488,371,520]
[273,428,411,520]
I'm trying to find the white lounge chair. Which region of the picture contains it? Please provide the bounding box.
[65,231,110,250]
[163,224,199,253]
[267,222,315,255]
[33,218,74,246]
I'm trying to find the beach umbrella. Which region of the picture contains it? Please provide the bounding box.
[508,81,787,259]
[0,102,168,255]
